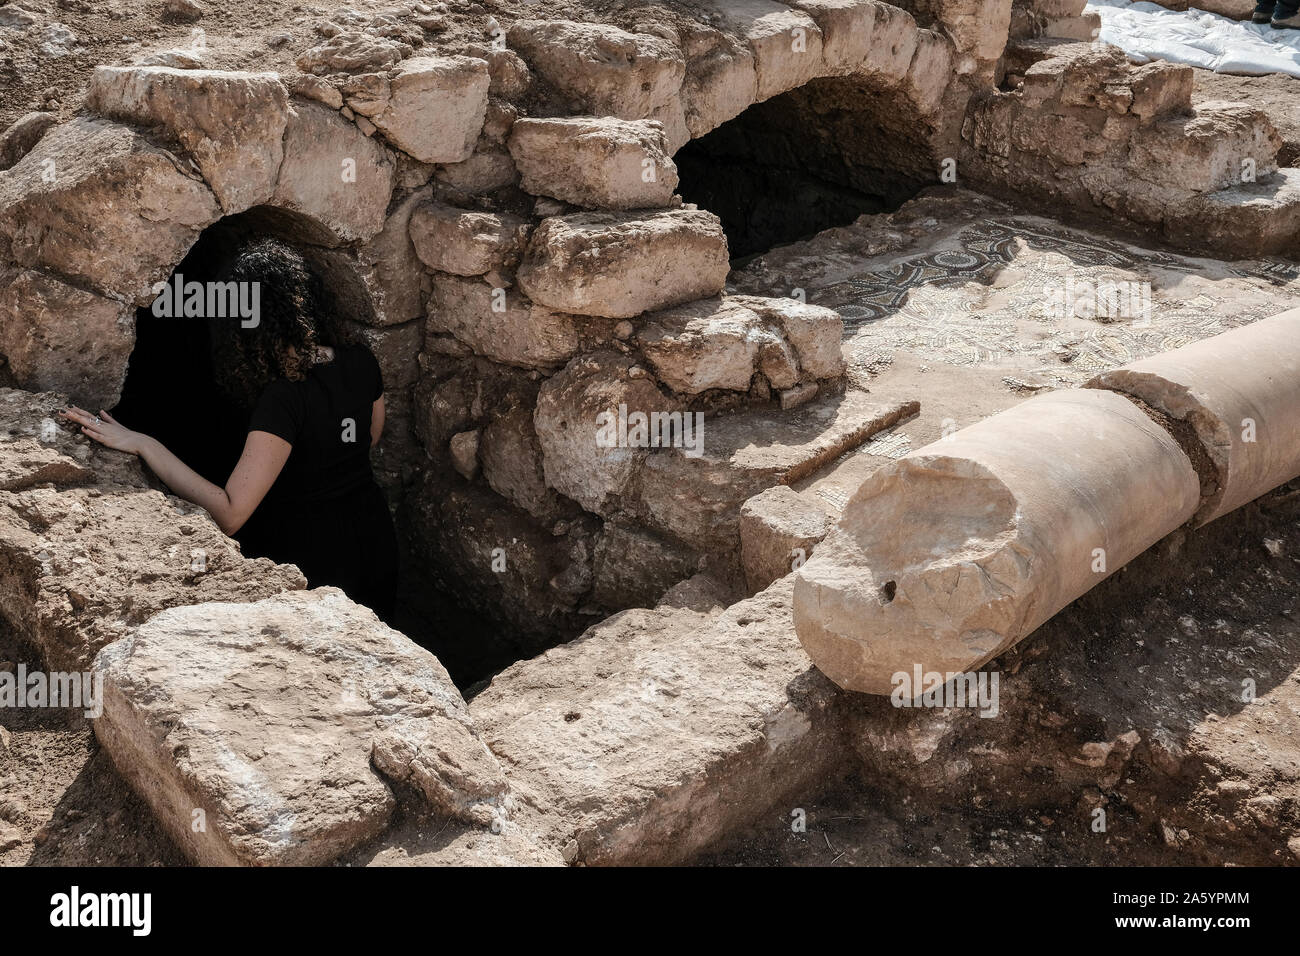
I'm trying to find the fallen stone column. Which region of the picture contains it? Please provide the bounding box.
[1087,308,1300,527]
[793,389,1201,695]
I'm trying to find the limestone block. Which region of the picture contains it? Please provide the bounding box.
[534,351,677,515]
[517,209,730,319]
[636,298,765,394]
[679,29,758,138]
[788,0,878,74]
[426,276,581,369]
[85,66,289,214]
[507,20,685,119]
[638,392,917,547]
[727,294,846,379]
[0,485,304,672]
[469,577,845,865]
[0,270,135,410]
[273,99,395,245]
[740,485,833,594]
[712,0,826,101]
[409,202,530,277]
[370,56,489,164]
[480,405,563,521]
[0,118,220,304]
[508,117,678,209]
[94,589,508,866]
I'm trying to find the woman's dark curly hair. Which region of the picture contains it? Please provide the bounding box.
[210,238,344,409]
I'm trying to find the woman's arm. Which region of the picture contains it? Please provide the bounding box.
[370,395,385,448]
[62,407,291,536]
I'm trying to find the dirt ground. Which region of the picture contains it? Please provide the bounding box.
[0,0,721,133]
[0,618,185,866]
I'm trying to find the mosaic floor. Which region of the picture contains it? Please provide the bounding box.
[732,192,1300,512]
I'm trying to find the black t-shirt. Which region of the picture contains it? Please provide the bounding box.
[247,343,383,507]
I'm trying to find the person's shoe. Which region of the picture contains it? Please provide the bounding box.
[1272,7,1300,27]
[1254,1,1277,21]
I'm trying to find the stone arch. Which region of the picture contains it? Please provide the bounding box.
[113,203,382,482]
[674,69,949,258]
[0,72,397,410]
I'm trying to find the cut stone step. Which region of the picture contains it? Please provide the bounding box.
[93,589,508,866]
[635,390,918,547]
[469,575,844,865]
[1164,167,1300,258]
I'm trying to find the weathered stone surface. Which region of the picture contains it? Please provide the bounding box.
[296,30,411,74]
[679,28,758,138]
[637,391,917,547]
[1164,168,1300,258]
[370,56,489,164]
[712,0,826,101]
[788,0,877,74]
[288,73,345,110]
[480,405,562,521]
[1088,309,1300,527]
[470,576,845,865]
[793,389,1201,695]
[0,118,219,304]
[449,429,481,481]
[534,351,677,515]
[517,209,730,319]
[1129,60,1194,122]
[352,816,565,867]
[907,0,1010,80]
[638,295,844,395]
[728,294,846,379]
[0,111,56,172]
[0,389,144,492]
[1130,102,1280,194]
[85,66,289,214]
[427,276,581,369]
[739,485,833,594]
[592,520,697,609]
[902,28,954,114]
[355,186,430,327]
[0,270,134,410]
[272,99,395,245]
[94,589,508,866]
[0,483,303,673]
[507,20,685,119]
[435,148,519,195]
[859,0,921,83]
[409,202,530,277]
[637,298,766,394]
[508,116,679,209]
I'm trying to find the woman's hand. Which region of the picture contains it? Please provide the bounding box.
[60,407,143,456]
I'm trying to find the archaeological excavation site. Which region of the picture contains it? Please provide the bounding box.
[0,0,1298,883]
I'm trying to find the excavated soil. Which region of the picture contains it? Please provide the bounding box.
[0,0,733,132]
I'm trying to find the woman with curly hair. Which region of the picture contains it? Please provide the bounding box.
[62,238,399,619]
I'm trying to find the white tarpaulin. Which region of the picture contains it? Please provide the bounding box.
[1089,0,1300,78]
